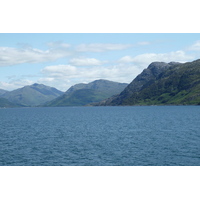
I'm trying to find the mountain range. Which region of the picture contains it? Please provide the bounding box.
[96,59,200,105]
[0,83,63,107]
[44,79,128,106]
[0,80,128,107]
[1,58,200,107]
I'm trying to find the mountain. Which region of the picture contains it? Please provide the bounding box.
[1,83,64,107]
[0,98,18,108]
[44,79,128,106]
[97,59,200,105]
[0,89,8,96]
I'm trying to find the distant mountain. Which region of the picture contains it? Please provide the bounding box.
[0,89,8,96]
[44,79,128,106]
[0,98,18,108]
[96,59,200,105]
[2,83,64,107]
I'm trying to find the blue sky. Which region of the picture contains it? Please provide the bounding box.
[1,33,200,91]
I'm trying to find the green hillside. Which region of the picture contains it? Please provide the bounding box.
[2,83,63,107]
[0,89,8,96]
[98,59,200,106]
[0,98,18,108]
[45,79,128,106]
[45,89,110,106]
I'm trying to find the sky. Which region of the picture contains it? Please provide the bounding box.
[0,33,200,91]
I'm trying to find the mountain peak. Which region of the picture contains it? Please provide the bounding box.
[92,79,111,83]
[32,83,40,87]
[148,61,168,67]
[148,61,180,69]
[146,61,179,78]
[2,83,63,107]
[31,83,46,88]
[45,79,128,107]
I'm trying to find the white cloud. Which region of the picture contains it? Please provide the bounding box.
[69,58,104,66]
[0,45,72,67]
[137,41,150,46]
[0,79,34,91]
[38,77,55,82]
[46,41,71,49]
[40,63,143,91]
[188,40,200,51]
[119,51,194,67]
[41,65,77,78]
[75,43,132,52]
[0,42,131,67]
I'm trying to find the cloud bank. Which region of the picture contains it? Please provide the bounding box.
[0,40,199,91]
[75,43,132,52]
[69,58,104,66]
[40,63,147,91]
[0,44,71,67]
[119,50,194,66]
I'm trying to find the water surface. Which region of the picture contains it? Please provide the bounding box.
[0,106,199,165]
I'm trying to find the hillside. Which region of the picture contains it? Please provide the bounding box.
[97,59,200,106]
[2,83,63,107]
[45,79,128,106]
[0,89,8,96]
[0,98,18,108]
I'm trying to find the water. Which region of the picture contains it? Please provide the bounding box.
[0,106,199,166]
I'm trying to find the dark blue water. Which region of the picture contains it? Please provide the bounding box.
[0,106,199,166]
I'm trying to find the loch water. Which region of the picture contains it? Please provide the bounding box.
[0,106,199,166]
